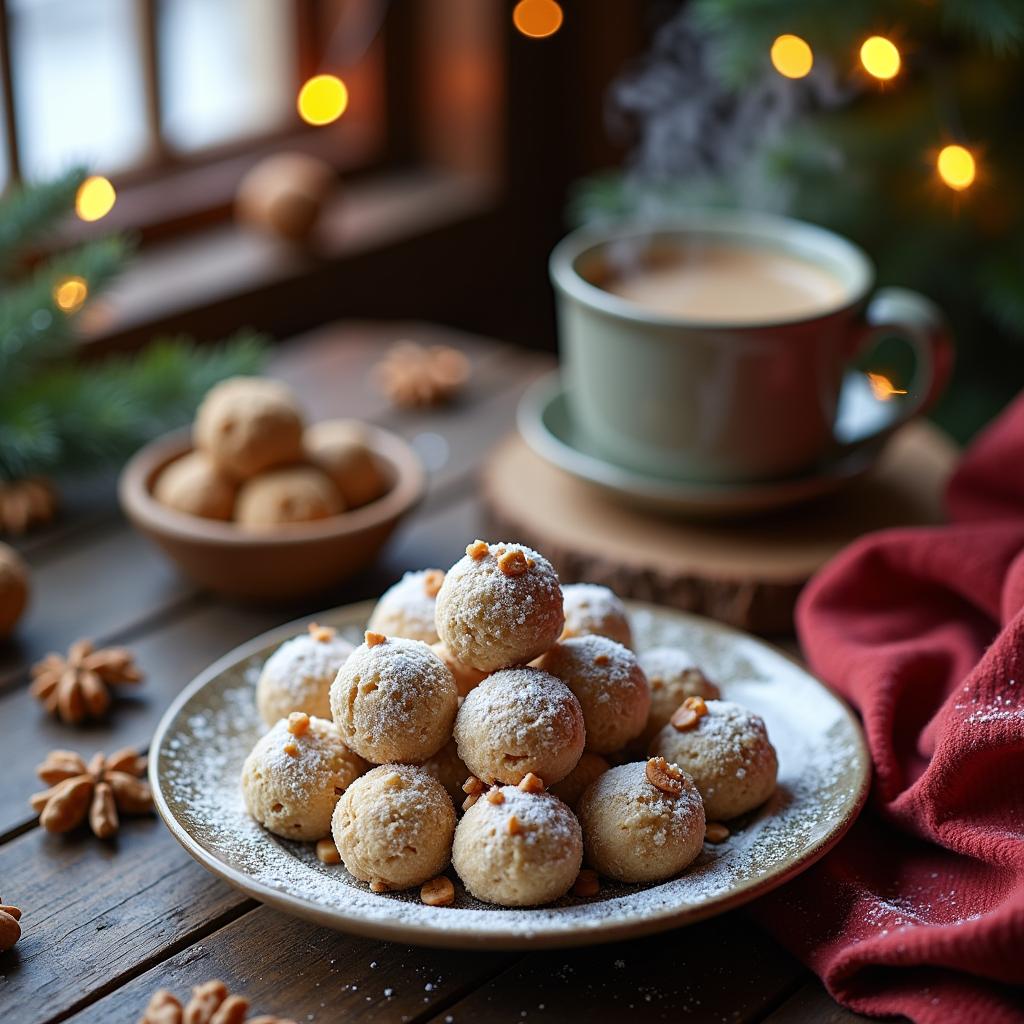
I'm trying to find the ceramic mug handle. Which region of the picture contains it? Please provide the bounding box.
[837,287,954,452]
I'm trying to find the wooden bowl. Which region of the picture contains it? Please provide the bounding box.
[118,427,425,601]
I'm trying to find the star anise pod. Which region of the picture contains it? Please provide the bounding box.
[140,979,297,1024]
[0,477,57,535]
[0,899,21,953]
[374,340,470,408]
[30,747,152,839]
[30,638,143,724]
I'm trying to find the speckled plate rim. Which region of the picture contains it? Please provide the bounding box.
[150,599,871,951]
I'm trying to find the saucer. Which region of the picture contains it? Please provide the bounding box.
[517,373,892,518]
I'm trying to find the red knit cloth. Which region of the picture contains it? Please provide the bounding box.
[752,400,1024,1024]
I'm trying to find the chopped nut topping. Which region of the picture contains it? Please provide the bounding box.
[286,711,310,736]
[572,869,600,898]
[308,622,335,643]
[671,696,709,732]
[462,775,485,795]
[369,880,389,893]
[593,653,610,666]
[646,756,685,796]
[316,838,341,864]
[705,822,730,844]
[486,786,505,805]
[518,772,545,794]
[462,793,480,812]
[497,549,530,577]
[384,772,404,789]
[283,741,300,758]
[364,630,387,648]
[420,876,455,907]
[423,569,445,597]
[466,539,489,560]
[507,814,523,835]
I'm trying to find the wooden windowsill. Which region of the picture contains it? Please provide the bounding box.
[80,168,501,354]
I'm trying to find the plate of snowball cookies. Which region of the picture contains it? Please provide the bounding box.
[151,539,870,949]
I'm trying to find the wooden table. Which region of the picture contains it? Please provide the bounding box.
[1,322,872,1024]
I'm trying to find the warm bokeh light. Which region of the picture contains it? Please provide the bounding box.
[866,372,908,401]
[513,0,563,39]
[770,34,813,79]
[53,275,89,314]
[75,176,116,222]
[297,74,349,126]
[860,36,901,80]
[937,144,976,191]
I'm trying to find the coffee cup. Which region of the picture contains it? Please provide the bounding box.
[549,211,952,483]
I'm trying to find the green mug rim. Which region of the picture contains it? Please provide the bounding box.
[549,210,875,332]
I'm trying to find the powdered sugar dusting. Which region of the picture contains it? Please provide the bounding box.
[366,570,443,643]
[153,599,867,944]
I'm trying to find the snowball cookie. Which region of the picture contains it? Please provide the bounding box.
[638,646,721,746]
[648,700,778,820]
[241,714,366,841]
[421,737,469,804]
[332,764,456,892]
[548,751,610,810]
[538,635,650,754]
[452,787,582,906]
[305,419,389,509]
[153,450,236,520]
[0,543,29,638]
[577,759,705,883]
[194,376,304,480]
[430,640,487,697]
[235,466,343,528]
[330,632,458,764]
[256,622,354,725]
[435,540,564,673]
[366,569,444,644]
[561,583,632,648]
[454,667,584,786]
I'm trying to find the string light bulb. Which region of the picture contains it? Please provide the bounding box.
[513,0,563,39]
[770,34,814,79]
[937,144,976,191]
[860,36,901,80]
[297,74,348,126]
[75,176,116,222]
[53,276,88,314]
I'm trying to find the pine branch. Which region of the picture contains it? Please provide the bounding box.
[0,236,130,388]
[0,166,87,274]
[941,0,1024,53]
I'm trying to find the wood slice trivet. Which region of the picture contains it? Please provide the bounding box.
[482,422,957,635]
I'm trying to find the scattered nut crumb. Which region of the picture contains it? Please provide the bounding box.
[420,876,455,907]
[486,787,505,805]
[369,880,389,893]
[462,776,484,795]
[671,696,709,732]
[497,549,530,577]
[462,793,480,811]
[384,772,404,789]
[364,631,387,648]
[518,772,545,793]
[282,741,300,758]
[507,814,523,835]
[423,569,445,597]
[572,869,600,898]
[316,838,341,864]
[705,822,730,844]
[287,711,310,736]
[646,756,685,796]
[308,622,335,643]
[466,540,489,560]
[593,653,610,666]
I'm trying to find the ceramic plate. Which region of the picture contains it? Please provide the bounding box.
[151,599,869,950]
[517,373,893,517]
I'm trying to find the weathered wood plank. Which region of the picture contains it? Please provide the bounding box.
[422,914,807,1024]
[0,817,253,1024]
[762,980,874,1023]
[67,905,517,1024]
